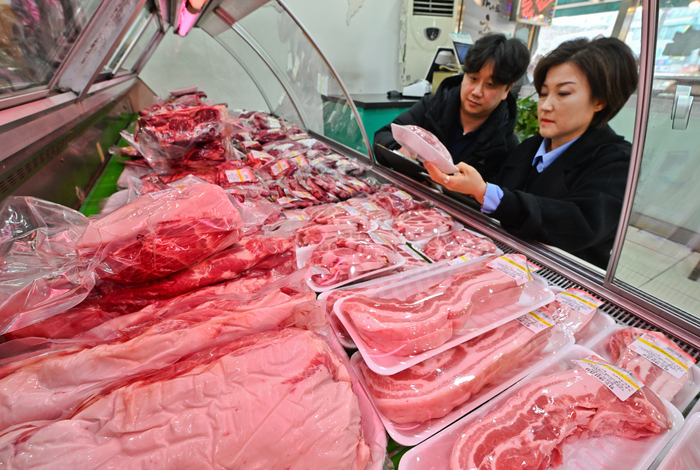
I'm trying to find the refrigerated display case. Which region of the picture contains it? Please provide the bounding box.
[1,0,700,468]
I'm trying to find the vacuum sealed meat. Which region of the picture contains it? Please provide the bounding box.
[359,320,552,424]
[450,363,670,470]
[609,327,695,402]
[546,288,603,340]
[422,230,498,262]
[393,209,454,241]
[0,328,369,470]
[340,257,524,356]
[366,187,427,217]
[76,184,242,284]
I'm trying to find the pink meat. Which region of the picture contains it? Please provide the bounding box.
[546,299,596,341]
[405,125,451,158]
[0,288,322,432]
[450,365,670,470]
[423,230,498,262]
[76,184,242,284]
[366,187,426,217]
[359,321,551,424]
[341,260,523,356]
[608,327,691,402]
[393,209,454,241]
[0,329,369,470]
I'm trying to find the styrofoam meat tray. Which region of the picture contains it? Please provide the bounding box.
[323,329,387,470]
[409,227,498,262]
[390,123,459,174]
[334,258,556,375]
[350,326,574,446]
[546,286,617,347]
[655,412,700,470]
[399,345,684,470]
[320,258,482,350]
[586,325,700,412]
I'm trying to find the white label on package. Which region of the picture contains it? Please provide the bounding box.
[276,197,294,206]
[225,168,256,183]
[394,190,412,200]
[272,143,294,152]
[368,232,390,246]
[555,288,603,316]
[284,213,305,221]
[376,220,393,231]
[629,332,696,378]
[516,308,555,334]
[293,155,309,166]
[148,188,176,200]
[267,117,281,129]
[299,138,318,148]
[575,355,644,401]
[337,204,361,216]
[325,154,341,161]
[487,254,531,285]
[447,253,481,266]
[167,174,204,188]
[399,244,424,260]
[292,190,314,200]
[362,202,381,212]
[270,160,291,176]
[290,133,308,141]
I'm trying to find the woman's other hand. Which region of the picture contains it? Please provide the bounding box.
[424,162,488,204]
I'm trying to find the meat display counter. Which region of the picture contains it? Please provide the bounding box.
[1,0,700,469]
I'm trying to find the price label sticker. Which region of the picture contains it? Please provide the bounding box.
[293,155,309,166]
[292,190,314,200]
[272,143,293,152]
[376,220,393,231]
[368,231,390,246]
[555,288,603,316]
[574,355,644,401]
[516,308,555,333]
[276,197,295,206]
[487,254,532,285]
[629,332,696,378]
[325,154,342,161]
[267,117,281,129]
[339,205,362,217]
[299,138,318,148]
[270,159,291,176]
[362,202,381,212]
[148,188,176,200]
[447,253,480,266]
[225,168,256,183]
[394,190,412,200]
[399,244,424,261]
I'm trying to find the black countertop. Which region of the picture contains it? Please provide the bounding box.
[323,93,421,110]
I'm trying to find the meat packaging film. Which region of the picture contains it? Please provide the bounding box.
[349,325,574,446]
[333,255,556,375]
[586,325,700,412]
[399,345,684,470]
[655,413,700,470]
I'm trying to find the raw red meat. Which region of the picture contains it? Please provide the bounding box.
[422,230,498,261]
[76,184,242,284]
[450,365,670,470]
[609,328,692,402]
[366,187,426,217]
[137,105,228,146]
[393,209,454,241]
[245,150,276,169]
[341,259,523,356]
[359,321,552,423]
[0,329,369,470]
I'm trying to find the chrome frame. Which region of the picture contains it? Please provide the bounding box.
[112,14,156,75]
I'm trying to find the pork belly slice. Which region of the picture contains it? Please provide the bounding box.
[450,365,670,470]
[359,321,551,423]
[0,329,369,470]
[609,327,691,402]
[0,288,320,433]
[341,264,522,356]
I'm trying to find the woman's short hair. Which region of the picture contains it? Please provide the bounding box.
[533,37,638,129]
[463,33,530,87]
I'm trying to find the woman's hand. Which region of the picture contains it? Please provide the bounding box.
[424,162,488,204]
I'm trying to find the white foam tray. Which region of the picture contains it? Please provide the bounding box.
[399,345,684,470]
[545,286,616,347]
[334,258,556,375]
[586,326,700,412]
[654,412,700,470]
[351,326,574,446]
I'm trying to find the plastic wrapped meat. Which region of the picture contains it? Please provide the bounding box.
[366,187,427,217]
[76,184,242,284]
[359,321,552,423]
[0,281,323,433]
[450,365,670,470]
[309,236,403,287]
[545,288,602,340]
[339,198,393,222]
[422,230,498,262]
[0,197,96,335]
[609,328,694,402]
[340,257,523,356]
[245,150,276,169]
[393,209,454,241]
[0,329,369,470]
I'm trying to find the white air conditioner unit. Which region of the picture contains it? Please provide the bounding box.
[402,0,462,86]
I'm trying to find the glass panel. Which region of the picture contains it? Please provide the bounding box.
[614,4,700,316]
[119,16,159,73]
[0,0,102,94]
[102,6,150,73]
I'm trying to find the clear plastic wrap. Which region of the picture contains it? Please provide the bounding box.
[366,186,428,217]
[392,208,454,242]
[400,346,682,470]
[656,413,700,470]
[417,229,498,262]
[0,197,97,335]
[545,286,604,341]
[391,124,459,173]
[0,328,376,470]
[76,183,242,284]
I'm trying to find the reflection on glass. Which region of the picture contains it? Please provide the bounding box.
[119,17,159,73]
[0,0,102,94]
[103,6,151,74]
[616,4,700,316]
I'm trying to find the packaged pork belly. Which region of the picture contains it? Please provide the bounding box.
[399,345,683,470]
[335,254,555,375]
[410,228,499,262]
[544,286,606,341]
[586,326,700,410]
[76,183,242,284]
[352,310,574,445]
[392,208,455,242]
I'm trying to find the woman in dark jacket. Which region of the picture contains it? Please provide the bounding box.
[424,37,639,269]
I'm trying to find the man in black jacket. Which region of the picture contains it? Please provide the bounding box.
[374,34,530,181]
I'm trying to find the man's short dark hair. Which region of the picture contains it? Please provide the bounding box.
[533,37,638,129]
[463,34,530,87]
